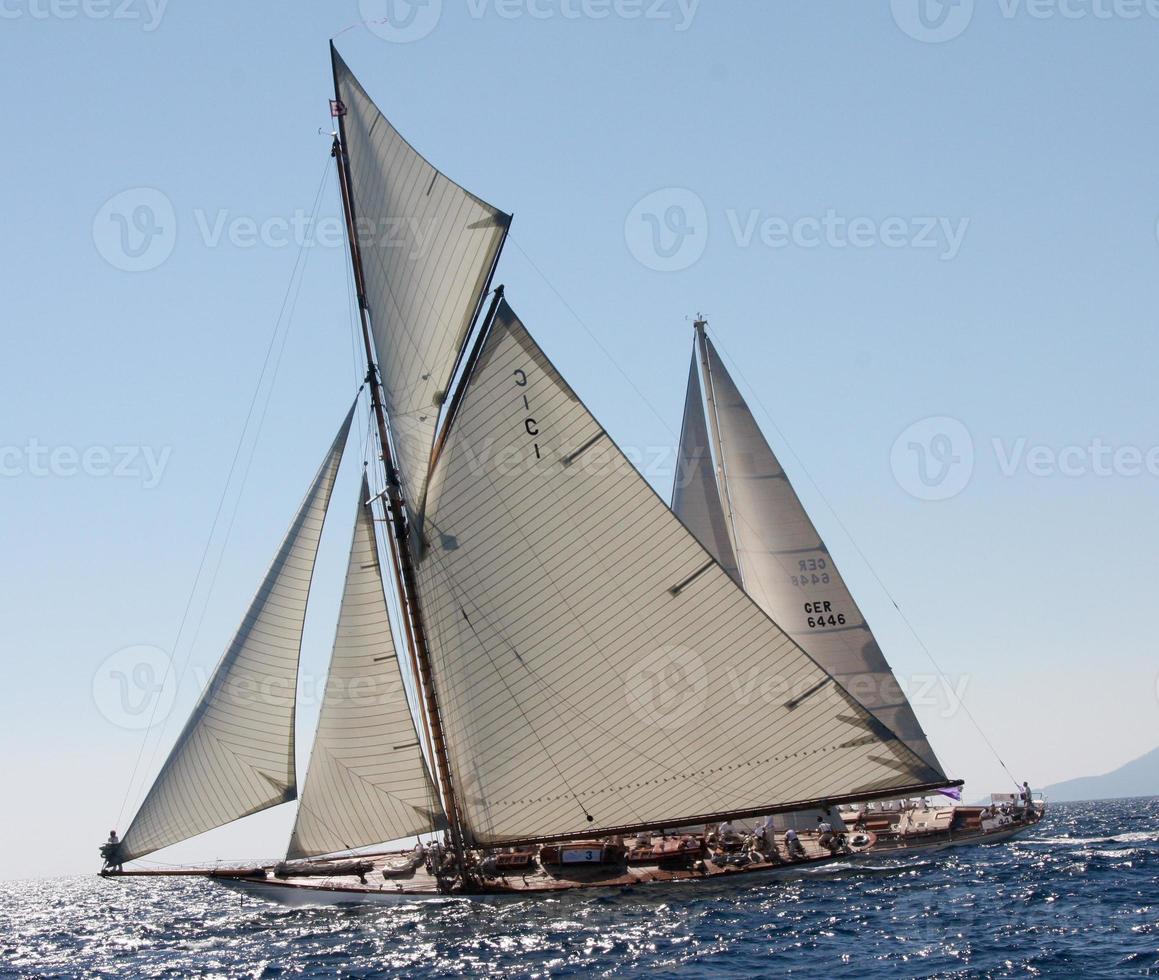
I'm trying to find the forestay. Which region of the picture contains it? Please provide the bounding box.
[682,334,943,772]
[332,47,510,508]
[119,407,354,862]
[286,474,443,860]
[416,300,943,846]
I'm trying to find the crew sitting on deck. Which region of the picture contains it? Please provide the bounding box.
[717,819,741,847]
[816,816,837,853]
[784,828,807,860]
[752,819,773,854]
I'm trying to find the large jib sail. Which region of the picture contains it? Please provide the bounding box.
[332,47,510,509]
[118,407,354,863]
[286,474,443,860]
[676,331,943,773]
[415,300,946,847]
[673,352,741,584]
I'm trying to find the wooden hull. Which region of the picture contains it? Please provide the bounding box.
[860,810,1044,856]
[204,852,857,906]
[101,833,874,907]
[101,813,1043,907]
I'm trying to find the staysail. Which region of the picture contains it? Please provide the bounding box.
[415,300,944,846]
[672,352,740,584]
[678,331,942,772]
[286,473,443,860]
[332,47,510,508]
[118,407,354,863]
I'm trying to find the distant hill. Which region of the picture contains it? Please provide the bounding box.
[1043,746,1159,803]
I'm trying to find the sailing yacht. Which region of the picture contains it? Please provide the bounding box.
[98,45,1018,905]
[672,319,1043,854]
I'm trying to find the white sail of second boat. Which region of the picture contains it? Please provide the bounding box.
[674,328,941,771]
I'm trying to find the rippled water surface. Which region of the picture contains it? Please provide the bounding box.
[3,799,1157,978]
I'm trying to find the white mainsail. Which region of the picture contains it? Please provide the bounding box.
[672,352,740,584]
[286,474,443,860]
[332,47,510,509]
[118,407,354,862]
[416,300,944,846]
[677,332,942,771]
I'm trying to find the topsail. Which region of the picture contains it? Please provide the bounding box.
[416,301,943,846]
[675,331,943,772]
[118,407,354,862]
[332,48,510,509]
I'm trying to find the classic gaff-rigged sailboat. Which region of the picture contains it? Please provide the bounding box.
[99,45,966,904]
[671,320,1043,852]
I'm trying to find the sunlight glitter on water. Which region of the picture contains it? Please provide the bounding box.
[1,799,1157,978]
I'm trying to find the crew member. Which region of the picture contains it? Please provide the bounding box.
[101,830,124,873]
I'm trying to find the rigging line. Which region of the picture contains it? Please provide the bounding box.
[422,469,752,816]
[433,564,596,826]
[508,237,679,443]
[422,549,647,828]
[117,157,335,827]
[706,331,1022,790]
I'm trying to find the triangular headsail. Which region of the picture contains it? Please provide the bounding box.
[678,332,943,773]
[672,352,740,584]
[286,474,443,860]
[118,406,355,863]
[332,47,510,510]
[416,300,945,846]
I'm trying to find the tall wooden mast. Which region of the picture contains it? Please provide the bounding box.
[329,42,468,880]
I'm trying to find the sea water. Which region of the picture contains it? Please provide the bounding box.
[2,798,1156,978]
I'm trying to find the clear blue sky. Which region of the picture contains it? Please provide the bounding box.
[2,1,1157,880]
